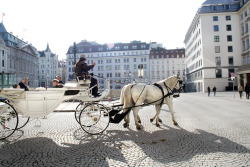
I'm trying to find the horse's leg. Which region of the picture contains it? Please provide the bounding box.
[154,104,162,127]
[132,107,141,130]
[167,98,178,125]
[123,109,130,128]
[137,115,141,124]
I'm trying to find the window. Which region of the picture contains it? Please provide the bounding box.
[216,57,221,66]
[225,5,230,10]
[214,25,219,31]
[228,46,233,52]
[2,60,4,67]
[213,16,218,21]
[134,58,136,62]
[214,36,220,42]
[228,57,234,66]
[212,6,217,11]
[226,25,232,31]
[216,69,222,78]
[227,35,232,41]
[226,15,231,20]
[215,46,220,53]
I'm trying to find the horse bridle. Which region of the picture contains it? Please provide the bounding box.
[163,78,183,95]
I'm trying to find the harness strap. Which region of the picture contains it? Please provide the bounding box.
[153,83,164,105]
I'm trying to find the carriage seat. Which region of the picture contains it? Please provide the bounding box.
[76,72,91,85]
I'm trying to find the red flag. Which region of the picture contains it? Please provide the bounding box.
[2,13,5,17]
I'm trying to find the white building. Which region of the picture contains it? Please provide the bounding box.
[238,0,250,87]
[38,44,59,88]
[66,40,151,90]
[150,48,185,84]
[184,0,241,92]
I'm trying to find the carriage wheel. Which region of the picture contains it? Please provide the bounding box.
[16,115,30,130]
[79,103,110,135]
[75,101,85,124]
[0,101,18,140]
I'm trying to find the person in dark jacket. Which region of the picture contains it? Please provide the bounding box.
[245,83,249,99]
[207,86,210,97]
[75,55,100,97]
[74,56,96,79]
[213,86,217,96]
[18,77,29,91]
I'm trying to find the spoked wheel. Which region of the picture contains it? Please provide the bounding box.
[16,114,30,130]
[0,101,18,140]
[79,103,110,135]
[75,101,85,124]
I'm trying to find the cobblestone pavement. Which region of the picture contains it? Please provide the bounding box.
[0,92,250,166]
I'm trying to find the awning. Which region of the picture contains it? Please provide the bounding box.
[237,64,250,74]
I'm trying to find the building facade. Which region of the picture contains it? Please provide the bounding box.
[149,48,185,83]
[0,22,39,88]
[66,40,151,90]
[38,44,59,88]
[238,0,250,87]
[184,0,241,92]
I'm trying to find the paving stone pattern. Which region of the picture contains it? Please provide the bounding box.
[0,92,250,166]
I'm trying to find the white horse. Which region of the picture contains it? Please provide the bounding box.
[120,75,181,130]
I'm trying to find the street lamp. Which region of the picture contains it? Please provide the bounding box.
[138,64,144,83]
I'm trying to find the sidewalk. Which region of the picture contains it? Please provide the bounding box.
[185,91,250,102]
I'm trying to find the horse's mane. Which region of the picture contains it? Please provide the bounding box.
[157,75,177,85]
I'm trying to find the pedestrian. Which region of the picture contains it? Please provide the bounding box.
[245,83,249,99]
[213,86,217,96]
[238,84,243,99]
[56,75,64,84]
[18,77,29,91]
[207,86,210,97]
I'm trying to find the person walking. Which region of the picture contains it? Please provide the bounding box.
[207,86,211,97]
[245,83,249,99]
[238,84,243,99]
[213,86,217,96]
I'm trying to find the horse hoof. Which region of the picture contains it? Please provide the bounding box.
[136,125,141,130]
[123,123,129,128]
[173,121,178,126]
[138,120,141,124]
[150,118,153,122]
[159,119,162,123]
[156,124,160,127]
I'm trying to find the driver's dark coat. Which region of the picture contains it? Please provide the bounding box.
[75,61,94,76]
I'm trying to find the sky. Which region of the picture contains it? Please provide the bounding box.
[0,0,204,60]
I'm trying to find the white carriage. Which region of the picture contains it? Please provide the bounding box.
[0,79,111,140]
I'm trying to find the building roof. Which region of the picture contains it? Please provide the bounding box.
[0,22,7,33]
[45,43,51,52]
[67,40,150,54]
[202,0,240,5]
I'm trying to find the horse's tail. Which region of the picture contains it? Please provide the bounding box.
[120,85,127,105]
[121,84,134,112]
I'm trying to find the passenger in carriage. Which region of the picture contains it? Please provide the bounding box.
[12,84,20,89]
[52,79,64,88]
[75,55,100,97]
[56,75,64,84]
[18,77,29,91]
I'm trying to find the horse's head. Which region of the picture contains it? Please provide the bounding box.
[163,75,182,93]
